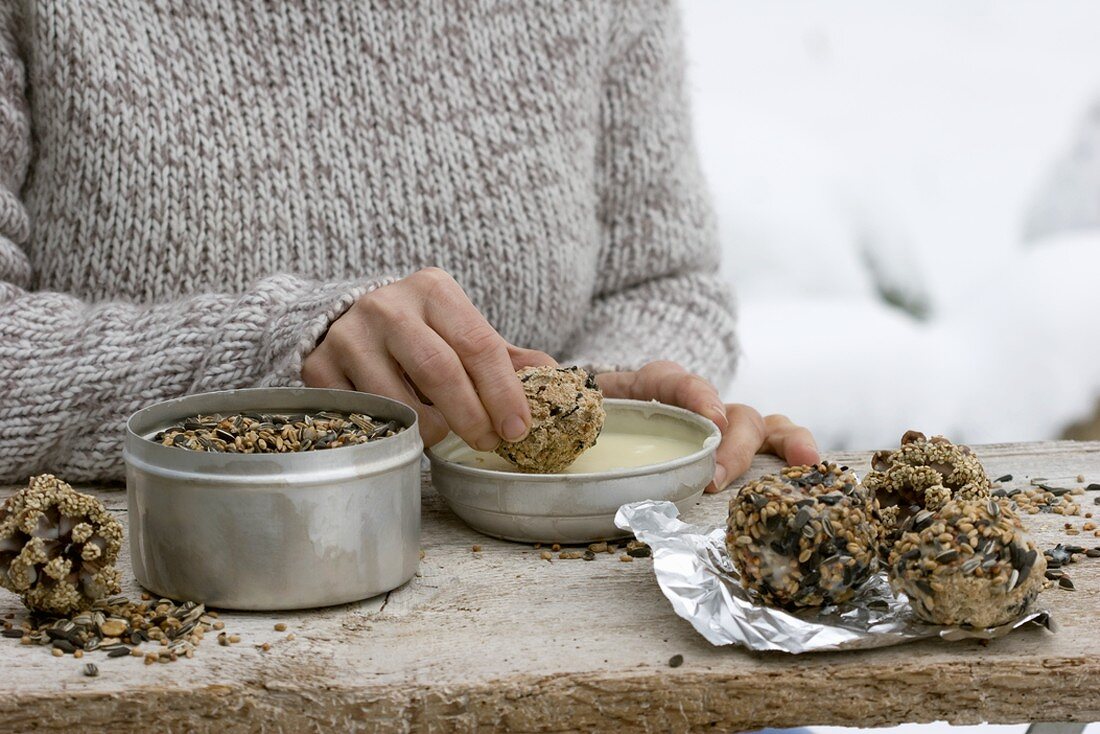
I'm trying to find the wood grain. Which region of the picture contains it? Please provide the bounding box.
[1,441,1098,732]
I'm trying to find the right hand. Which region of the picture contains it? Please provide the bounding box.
[302,268,556,449]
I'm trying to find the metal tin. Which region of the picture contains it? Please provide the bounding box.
[427,399,720,544]
[124,388,422,610]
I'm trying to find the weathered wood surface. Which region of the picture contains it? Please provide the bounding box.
[1,441,1099,733]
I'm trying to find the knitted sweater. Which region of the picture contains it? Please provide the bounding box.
[0,0,737,482]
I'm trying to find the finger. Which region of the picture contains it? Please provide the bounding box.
[507,345,558,370]
[301,345,356,391]
[605,362,728,430]
[425,295,532,443]
[385,322,500,451]
[760,414,821,467]
[710,404,767,491]
[339,350,450,446]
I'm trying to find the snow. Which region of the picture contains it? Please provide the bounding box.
[684,0,1100,449]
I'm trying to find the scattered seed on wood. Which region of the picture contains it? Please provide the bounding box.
[83,663,99,677]
[540,551,553,562]
[260,643,271,652]
[228,635,240,644]
[995,474,1013,483]
[582,550,596,561]
[1086,549,1100,558]
[286,634,295,641]
[274,623,287,632]
[471,545,482,553]
[620,554,633,562]
[1078,475,1086,483]
[668,654,684,668]
[558,550,583,560]
[588,542,608,554]
[551,544,561,552]
[1,629,24,639]
[1058,576,1076,590]
[51,648,62,657]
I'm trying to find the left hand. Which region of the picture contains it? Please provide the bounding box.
[596,361,820,492]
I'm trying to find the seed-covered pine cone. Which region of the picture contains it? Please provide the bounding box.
[0,475,123,614]
[864,430,991,553]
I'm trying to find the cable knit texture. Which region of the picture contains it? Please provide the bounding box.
[0,0,737,482]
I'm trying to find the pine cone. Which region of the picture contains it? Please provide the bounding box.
[0,475,123,614]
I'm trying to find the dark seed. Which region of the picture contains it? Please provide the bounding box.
[105,645,131,658]
[1087,483,1100,492]
[1,629,24,639]
[936,550,959,563]
[582,551,596,561]
[627,546,651,558]
[668,654,684,668]
[1058,576,1075,590]
[52,639,76,653]
[1086,549,1100,559]
[994,474,1013,483]
[1045,569,1064,580]
[83,663,99,677]
[792,508,812,531]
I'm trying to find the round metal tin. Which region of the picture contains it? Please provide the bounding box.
[124,388,422,610]
[427,399,720,544]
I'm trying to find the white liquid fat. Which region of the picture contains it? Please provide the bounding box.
[447,431,700,474]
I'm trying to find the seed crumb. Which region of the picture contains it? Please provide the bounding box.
[51,648,63,657]
[1078,475,1086,483]
[558,550,582,560]
[83,662,99,677]
[144,653,157,665]
[213,621,225,630]
[131,649,143,658]
[274,623,287,632]
[540,550,553,562]
[286,633,295,641]
[228,634,241,644]
[1084,522,1097,531]
[619,554,633,563]
[668,654,684,668]
[551,544,561,552]
[471,544,482,553]
[73,649,83,659]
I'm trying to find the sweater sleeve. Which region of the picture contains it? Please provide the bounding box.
[559,0,738,387]
[0,21,389,482]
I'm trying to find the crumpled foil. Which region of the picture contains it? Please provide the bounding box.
[614,500,1053,654]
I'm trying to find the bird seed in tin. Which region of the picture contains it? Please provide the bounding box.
[153,410,404,453]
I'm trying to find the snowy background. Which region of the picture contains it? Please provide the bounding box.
[686,0,1100,451]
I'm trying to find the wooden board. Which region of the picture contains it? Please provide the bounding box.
[1,441,1098,732]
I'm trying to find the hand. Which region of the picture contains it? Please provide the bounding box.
[596,361,819,492]
[303,268,556,449]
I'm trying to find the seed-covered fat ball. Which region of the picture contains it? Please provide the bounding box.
[726,463,883,608]
[496,366,605,473]
[864,431,992,552]
[0,475,123,615]
[888,497,1045,628]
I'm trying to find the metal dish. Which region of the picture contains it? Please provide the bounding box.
[124,388,422,610]
[427,399,720,544]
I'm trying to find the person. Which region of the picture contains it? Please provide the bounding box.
[0,1,817,486]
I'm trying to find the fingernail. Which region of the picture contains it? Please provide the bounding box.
[501,414,528,442]
[475,434,501,452]
[714,464,728,488]
[710,405,728,427]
